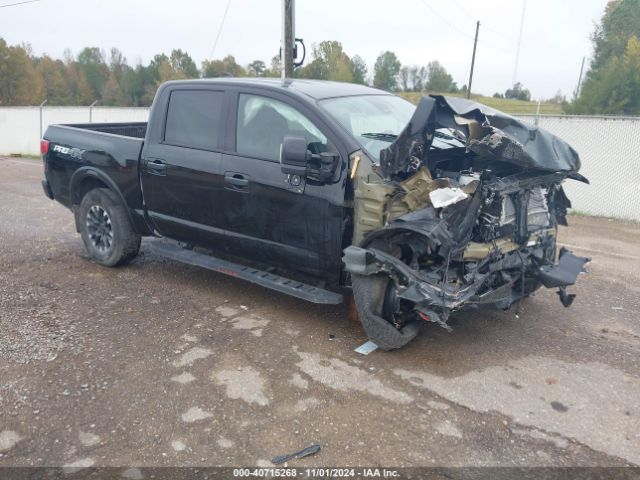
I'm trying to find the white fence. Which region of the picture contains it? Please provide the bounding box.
[0,106,150,155]
[0,106,638,221]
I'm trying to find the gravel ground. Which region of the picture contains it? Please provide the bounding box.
[0,157,639,471]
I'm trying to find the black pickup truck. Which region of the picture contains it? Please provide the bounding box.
[41,78,589,349]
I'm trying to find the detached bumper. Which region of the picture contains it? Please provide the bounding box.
[538,247,589,288]
[343,245,590,312]
[537,247,590,307]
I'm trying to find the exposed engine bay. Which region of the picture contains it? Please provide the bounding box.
[343,95,590,350]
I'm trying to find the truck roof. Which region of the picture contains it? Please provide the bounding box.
[161,77,391,101]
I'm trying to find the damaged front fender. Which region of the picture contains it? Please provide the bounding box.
[345,94,589,348]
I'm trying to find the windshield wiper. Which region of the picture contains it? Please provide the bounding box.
[434,130,464,143]
[360,132,398,141]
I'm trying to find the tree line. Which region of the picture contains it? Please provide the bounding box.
[0,38,465,107]
[568,0,640,115]
[0,35,585,110]
[0,0,638,114]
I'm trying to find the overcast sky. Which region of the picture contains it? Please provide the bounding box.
[1,0,608,99]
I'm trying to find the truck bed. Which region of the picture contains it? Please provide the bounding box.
[43,122,148,218]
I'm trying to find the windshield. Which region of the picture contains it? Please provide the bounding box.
[320,94,465,161]
[320,95,414,161]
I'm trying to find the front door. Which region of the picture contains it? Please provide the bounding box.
[220,91,340,276]
[140,88,227,245]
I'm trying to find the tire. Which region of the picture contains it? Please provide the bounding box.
[78,188,141,267]
[351,273,420,351]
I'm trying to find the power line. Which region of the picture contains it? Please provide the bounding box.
[449,0,475,22]
[512,0,527,85]
[418,0,473,40]
[208,0,232,60]
[0,0,40,8]
[417,0,512,55]
[483,25,518,43]
[432,0,519,45]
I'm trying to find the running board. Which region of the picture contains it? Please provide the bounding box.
[149,241,344,305]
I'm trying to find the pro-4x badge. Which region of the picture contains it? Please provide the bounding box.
[52,145,85,159]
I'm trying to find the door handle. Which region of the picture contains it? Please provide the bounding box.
[146,158,166,175]
[224,173,249,188]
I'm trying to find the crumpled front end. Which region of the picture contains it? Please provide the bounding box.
[343,95,589,347]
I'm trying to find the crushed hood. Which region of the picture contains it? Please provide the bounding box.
[379,95,582,179]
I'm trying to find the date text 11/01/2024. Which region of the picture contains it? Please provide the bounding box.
[232,468,400,477]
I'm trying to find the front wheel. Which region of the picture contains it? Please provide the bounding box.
[78,188,141,267]
[351,274,420,351]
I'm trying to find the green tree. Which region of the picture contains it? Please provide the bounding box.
[570,0,640,114]
[76,47,109,100]
[546,90,566,104]
[572,35,640,114]
[350,55,367,84]
[137,53,176,104]
[298,41,353,82]
[248,59,266,76]
[102,48,130,106]
[123,64,156,106]
[425,61,457,93]
[223,55,246,77]
[399,65,410,91]
[0,39,43,105]
[63,53,94,105]
[202,55,245,78]
[504,82,531,101]
[373,51,400,91]
[399,65,428,91]
[108,48,128,82]
[410,65,427,92]
[170,49,199,78]
[36,56,71,104]
[591,0,640,71]
[264,55,281,77]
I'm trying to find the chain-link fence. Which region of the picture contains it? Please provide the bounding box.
[517,115,640,221]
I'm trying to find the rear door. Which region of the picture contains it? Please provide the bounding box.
[140,87,228,245]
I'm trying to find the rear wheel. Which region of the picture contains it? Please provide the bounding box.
[351,273,420,351]
[78,188,141,267]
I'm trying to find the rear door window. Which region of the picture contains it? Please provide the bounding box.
[164,90,224,150]
[236,94,329,161]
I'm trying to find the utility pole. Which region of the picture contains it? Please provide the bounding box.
[512,0,527,86]
[281,0,295,79]
[573,56,586,100]
[467,21,480,99]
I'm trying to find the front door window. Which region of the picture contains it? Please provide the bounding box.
[236,94,329,161]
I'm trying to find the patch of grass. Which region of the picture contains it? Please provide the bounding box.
[568,209,592,217]
[398,91,564,115]
[7,153,40,159]
[568,211,639,224]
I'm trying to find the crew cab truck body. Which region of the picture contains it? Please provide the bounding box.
[42,78,589,350]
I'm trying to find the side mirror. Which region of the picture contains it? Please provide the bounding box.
[280,136,308,177]
[308,151,340,182]
[280,135,340,182]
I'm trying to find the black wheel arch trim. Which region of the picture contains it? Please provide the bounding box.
[69,167,138,232]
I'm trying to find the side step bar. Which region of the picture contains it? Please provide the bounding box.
[149,241,344,305]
